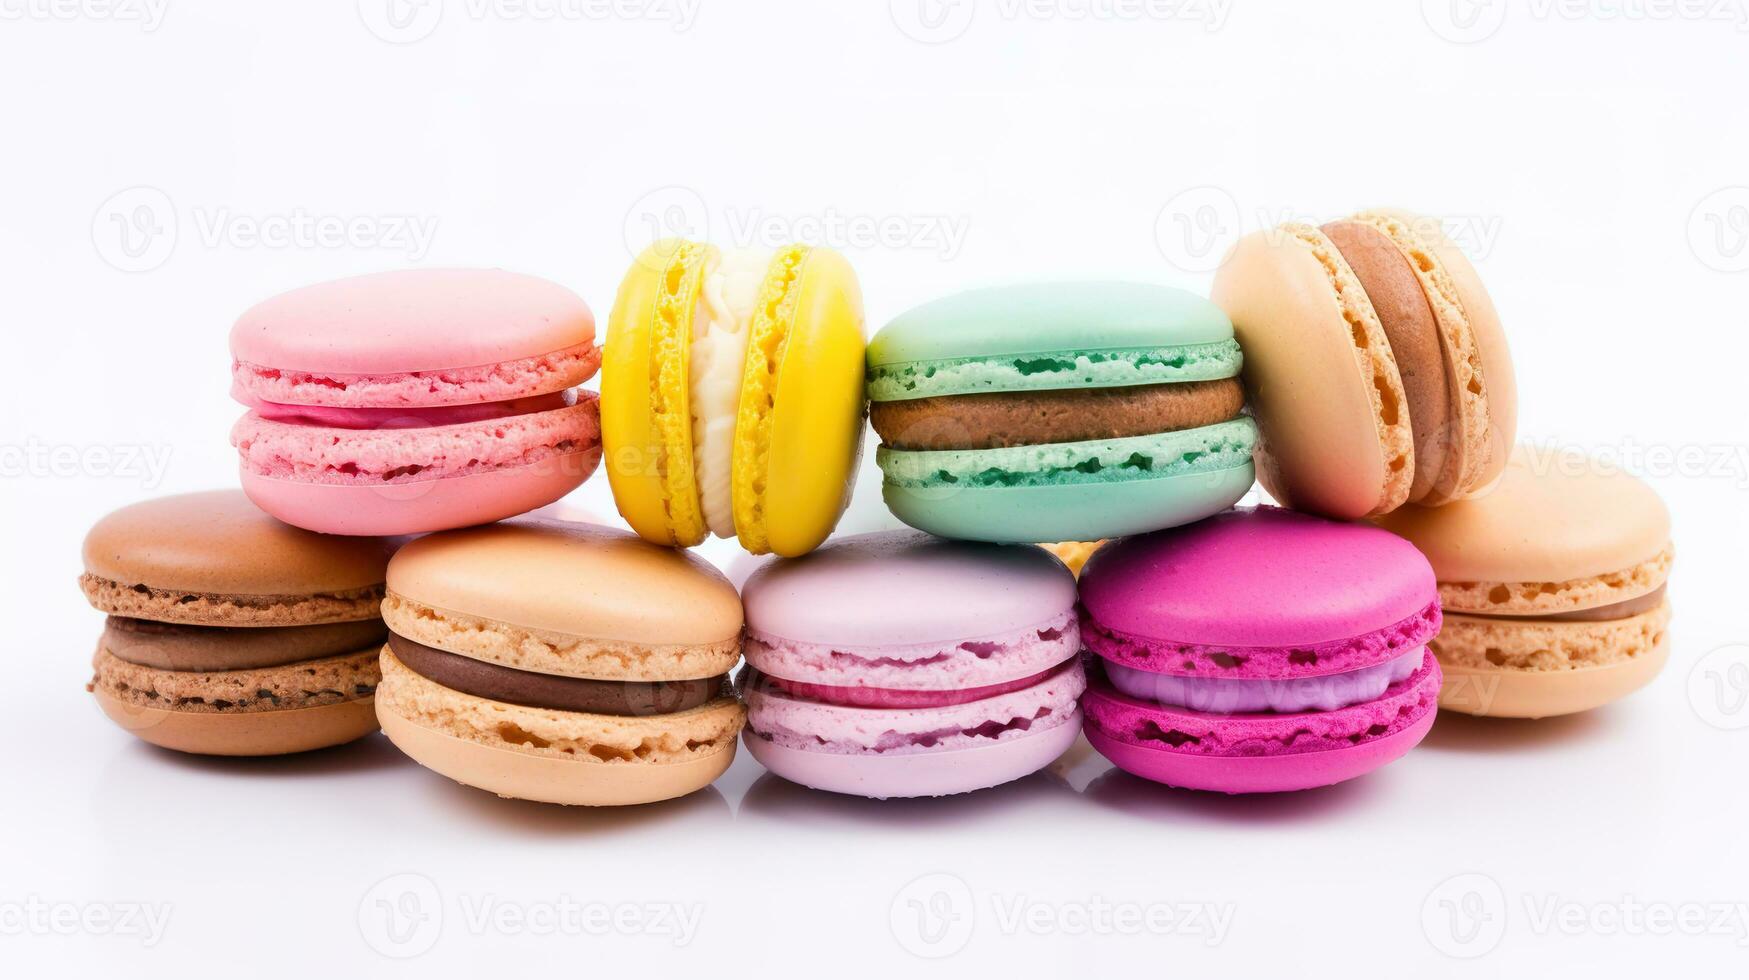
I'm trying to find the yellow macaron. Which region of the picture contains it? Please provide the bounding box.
[601,239,866,556]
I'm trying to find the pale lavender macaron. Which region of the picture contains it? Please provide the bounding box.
[1079,506,1442,794]
[739,529,1086,798]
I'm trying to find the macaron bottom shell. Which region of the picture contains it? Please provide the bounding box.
[1081,652,1441,794]
[91,688,379,756]
[743,711,1081,799]
[879,455,1255,543]
[1434,607,1672,718]
[239,450,600,537]
[376,650,744,806]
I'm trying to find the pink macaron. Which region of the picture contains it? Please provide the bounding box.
[229,268,603,535]
[739,530,1086,799]
[1079,506,1442,794]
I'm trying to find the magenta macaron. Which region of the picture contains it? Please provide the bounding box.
[1079,506,1443,794]
[739,530,1086,798]
[229,268,603,536]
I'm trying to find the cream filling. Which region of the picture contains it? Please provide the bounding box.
[689,246,773,538]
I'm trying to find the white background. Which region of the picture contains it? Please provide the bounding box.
[2,1,1747,975]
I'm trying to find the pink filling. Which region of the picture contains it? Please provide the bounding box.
[1103,648,1425,714]
[247,390,572,430]
[758,661,1073,709]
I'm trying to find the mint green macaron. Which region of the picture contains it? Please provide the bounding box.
[867,283,1256,543]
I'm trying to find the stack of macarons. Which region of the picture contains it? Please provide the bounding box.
[81,491,394,755]
[375,519,747,805]
[739,530,1086,798]
[1079,508,1443,793]
[229,268,605,536]
[865,283,1256,543]
[601,240,867,557]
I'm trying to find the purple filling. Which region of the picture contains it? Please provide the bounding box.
[1103,648,1425,714]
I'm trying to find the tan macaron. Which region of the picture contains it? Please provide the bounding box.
[375,518,746,806]
[1374,447,1673,718]
[80,491,394,755]
[1210,209,1516,519]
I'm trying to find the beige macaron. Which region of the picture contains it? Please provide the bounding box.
[1210,209,1516,519]
[375,518,746,806]
[1374,446,1673,718]
[81,491,394,755]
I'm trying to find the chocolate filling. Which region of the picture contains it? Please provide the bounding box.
[102,616,388,672]
[387,633,725,716]
[1462,584,1668,623]
[869,379,1244,451]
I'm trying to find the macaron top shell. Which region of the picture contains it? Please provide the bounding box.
[387,519,742,647]
[82,490,394,597]
[742,529,1076,647]
[1372,446,1671,587]
[230,268,595,376]
[867,282,1241,400]
[1079,507,1437,649]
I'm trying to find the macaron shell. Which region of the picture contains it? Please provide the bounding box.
[229,268,596,376]
[379,705,737,805]
[240,452,598,537]
[92,688,379,756]
[1438,633,1671,719]
[1372,446,1672,592]
[743,712,1081,799]
[741,529,1076,649]
[1079,507,1439,651]
[738,246,866,557]
[880,457,1255,544]
[1211,227,1410,519]
[386,519,743,651]
[80,490,394,600]
[600,239,712,548]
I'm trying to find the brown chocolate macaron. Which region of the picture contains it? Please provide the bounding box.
[81,490,395,755]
